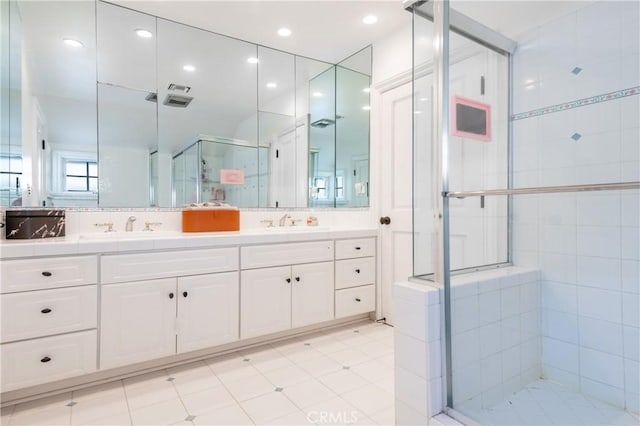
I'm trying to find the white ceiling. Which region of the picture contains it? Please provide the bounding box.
[15,0,597,153]
[111,0,410,65]
[111,1,596,64]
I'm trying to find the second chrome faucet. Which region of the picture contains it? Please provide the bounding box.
[125,216,136,232]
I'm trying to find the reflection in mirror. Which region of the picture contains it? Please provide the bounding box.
[258,47,294,116]
[97,2,156,92]
[296,57,334,209]
[172,137,259,207]
[258,47,296,208]
[97,84,157,207]
[4,0,97,208]
[157,18,258,207]
[336,46,371,207]
[2,0,373,210]
[1,0,22,207]
[308,67,336,207]
[259,112,296,207]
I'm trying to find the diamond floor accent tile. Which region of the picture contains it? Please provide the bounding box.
[571,67,583,75]
[0,320,397,426]
[571,132,582,141]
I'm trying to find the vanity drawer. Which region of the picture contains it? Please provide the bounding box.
[335,285,375,318]
[0,330,97,392]
[335,258,375,290]
[241,241,334,269]
[335,238,375,260]
[0,256,98,294]
[101,247,238,284]
[1,286,97,343]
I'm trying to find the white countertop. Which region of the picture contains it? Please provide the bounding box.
[0,227,378,259]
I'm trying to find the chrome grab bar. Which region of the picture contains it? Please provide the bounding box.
[446,181,640,198]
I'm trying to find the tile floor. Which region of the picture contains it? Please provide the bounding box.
[458,379,640,426]
[1,321,396,426]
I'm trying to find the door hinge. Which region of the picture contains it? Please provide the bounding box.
[275,201,279,208]
[42,139,46,150]
[480,76,485,95]
[276,149,279,159]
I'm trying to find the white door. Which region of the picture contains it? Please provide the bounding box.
[379,81,421,325]
[291,262,334,328]
[270,129,296,207]
[176,272,239,353]
[100,279,176,369]
[240,266,292,339]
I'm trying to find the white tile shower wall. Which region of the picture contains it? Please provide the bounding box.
[511,0,640,413]
[450,267,541,413]
[393,281,443,423]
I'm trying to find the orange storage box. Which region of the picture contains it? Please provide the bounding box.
[182,208,240,232]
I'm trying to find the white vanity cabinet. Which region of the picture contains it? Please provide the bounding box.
[99,248,239,369]
[0,256,98,392]
[334,238,376,318]
[240,241,335,339]
[0,230,377,398]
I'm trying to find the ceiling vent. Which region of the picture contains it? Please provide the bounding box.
[167,83,191,93]
[310,118,335,128]
[163,94,193,108]
[145,92,157,103]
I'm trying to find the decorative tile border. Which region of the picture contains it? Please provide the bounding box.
[512,86,639,121]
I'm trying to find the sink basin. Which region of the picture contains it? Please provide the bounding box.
[79,231,181,240]
[263,226,330,232]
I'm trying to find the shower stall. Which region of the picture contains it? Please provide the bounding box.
[406,0,639,424]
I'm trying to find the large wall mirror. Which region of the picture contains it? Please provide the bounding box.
[1,0,371,209]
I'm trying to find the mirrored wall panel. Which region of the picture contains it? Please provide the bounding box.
[3,0,98,208]
[336,47,371,207]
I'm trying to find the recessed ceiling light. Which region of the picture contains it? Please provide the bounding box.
[63,38,83,48]
[362,15,378,25]
[135,29,153,38]
[277,27,292,37]
[247,57,259,64]
[183,65,196,72]
[363,87,371,93]
[362,105,371,111]
[266,82,278,89]
[312,92,323,98]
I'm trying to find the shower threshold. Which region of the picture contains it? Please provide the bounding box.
[456,379,638,426]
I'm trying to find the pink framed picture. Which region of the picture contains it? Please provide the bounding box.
[451,95,492,142]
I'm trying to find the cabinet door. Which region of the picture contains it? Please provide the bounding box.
[240,266,291,339]
[100,279,176,369]
[291,262,334,328]
[177,272,239,353]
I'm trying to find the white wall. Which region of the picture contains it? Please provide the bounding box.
[372,23,412,85]
[511,0,639,412]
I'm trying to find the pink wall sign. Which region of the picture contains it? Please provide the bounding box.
[220,169,245,185]
[451,95,492,142]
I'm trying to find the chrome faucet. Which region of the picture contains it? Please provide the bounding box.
[125,216,137,232]
[278,213,291,227]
